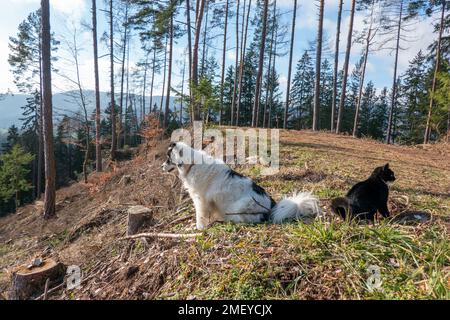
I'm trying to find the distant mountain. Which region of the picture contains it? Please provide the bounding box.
[0,91,178,130]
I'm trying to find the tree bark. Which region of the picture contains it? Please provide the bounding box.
[386,0,404,144]
[331,0,343,132]
[252,0,269,128]
[192,0,206,121]
[149,47,156,114]
[231,0,240,126]
[185,0,193,123]
[424,1,446,144]
[353,1,375,138]
[109,0,117,161]
[313,0,325,131]
[219,0,229,125]
[263,0,277,128]
[336,0,356,134]
[41,0,56,219]
[119,2,129,148]
[92,0,102,172]
[159,36,168,125]
[164,15,174,129]
[236,0,252,127]
[283,0,297,129]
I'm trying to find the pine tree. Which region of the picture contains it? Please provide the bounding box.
[290,51,315,129]
[0,145,34,211]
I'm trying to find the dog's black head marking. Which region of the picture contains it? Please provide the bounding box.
[228,169,244,179]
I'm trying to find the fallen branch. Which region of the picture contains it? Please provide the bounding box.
[120,232,202,241]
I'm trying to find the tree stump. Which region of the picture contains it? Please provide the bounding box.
[127,206,153,236]
[10,258,65,300]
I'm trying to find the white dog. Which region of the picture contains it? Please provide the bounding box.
[162,142,321,230]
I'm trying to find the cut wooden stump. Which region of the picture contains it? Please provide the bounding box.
[10,258,65,300]
[127,205,153,236]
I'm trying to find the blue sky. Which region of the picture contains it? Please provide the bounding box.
[0,0,437,98]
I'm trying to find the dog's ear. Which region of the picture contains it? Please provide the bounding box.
[384,163,389,170]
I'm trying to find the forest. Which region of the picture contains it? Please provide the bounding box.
[0,0,449,218]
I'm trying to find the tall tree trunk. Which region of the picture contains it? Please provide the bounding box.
[192,0,206,121]
[424,0,446,144]
[92,0,102,172]
[200,1,209,77]
[124,37,130,146]
[353,1,375,138]
[109,0,117,160]
[313,0,325,131]
[41,0,56,219]
[231,0,240,125]
[159,36,168,125]
[37,40,43,198]
[336,0,356,134]
[185,0,193,123]
[283,0,297,129]
[119,2,129,149]
[180,54,186,124]
[331,0,343,132]
[164,15,174,129]
[219,0,229,125]
[141,55,148,124]
[268,25,278,129]
[252,0,269,128]
[149,47,156,114]
[263,0,276,128]
[236,0,252,127]
[386,0,404,144]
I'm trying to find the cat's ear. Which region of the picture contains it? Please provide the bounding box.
[384,163,390,170]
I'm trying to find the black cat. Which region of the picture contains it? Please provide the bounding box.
[331,164,396,221]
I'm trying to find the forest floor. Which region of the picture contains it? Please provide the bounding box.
[0,129,449,300]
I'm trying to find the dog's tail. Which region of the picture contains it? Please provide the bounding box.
[330,197,350,219]
[270,192,321,223]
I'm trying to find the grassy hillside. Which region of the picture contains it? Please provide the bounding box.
[0,130,448,300]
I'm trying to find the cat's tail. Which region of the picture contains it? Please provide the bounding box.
[331,197,350,219]
[270,192,321,223]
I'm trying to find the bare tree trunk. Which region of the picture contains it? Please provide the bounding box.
[231,0,240,126]
[331,0,343,132]
[313,0,325,131]
[268,25,278,129]
[37,41,43,198]
[41,0,56,219]
[92,0,102,172]
[149,47,156,114]
[252,0,269,128]
[164,15,174,129]
[142,55,148,121]
[219,0,229,125]
[236,0,252,127]
[192,0,206,121]
[386,0,404,144]
[124,37,130,145]
[180,55,186,124]
[119,2,129,148]
[336,0,356,134]
[200,1,209,77]
[159,36,168,125]
[353,1,375,138]
[424,1,446,144]
[185,0,193,123]
[283,0,297,129]
[263,0,276,129]
[109,0,117,161]
[72,32,90,184]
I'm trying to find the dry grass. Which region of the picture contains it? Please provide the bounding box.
[0,129,448,300]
